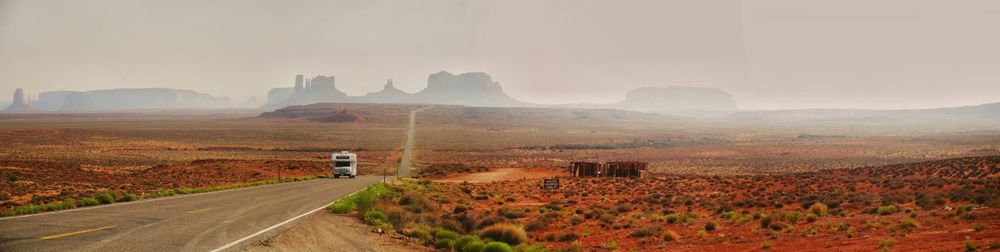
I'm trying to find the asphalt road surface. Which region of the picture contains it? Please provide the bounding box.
[397,107,427,177]
[0,176,380,252]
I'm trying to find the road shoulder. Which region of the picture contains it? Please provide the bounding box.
[246,212,429,252]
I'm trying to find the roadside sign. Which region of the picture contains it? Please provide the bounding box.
[543,178,559,189]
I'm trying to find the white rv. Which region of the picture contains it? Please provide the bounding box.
[331,151,357,178]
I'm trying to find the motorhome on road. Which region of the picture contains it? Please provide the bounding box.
[332,151,357,178]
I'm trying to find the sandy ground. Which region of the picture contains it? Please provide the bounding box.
[246,213,429,252]
[433,167,564,183]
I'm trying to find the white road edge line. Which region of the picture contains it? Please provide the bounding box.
[0,178,324,220]
[209,188,367,252]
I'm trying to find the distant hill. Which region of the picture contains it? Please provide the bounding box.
[267,71,528,108]
[561,86,738,116]
[36,88,230,111]
[722,102,1000,127]
[614,86,736,113]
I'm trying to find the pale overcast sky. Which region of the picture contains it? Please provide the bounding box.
[1,0,998,109]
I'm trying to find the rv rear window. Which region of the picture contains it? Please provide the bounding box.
[335,161,351,167]
[335,156,350,160]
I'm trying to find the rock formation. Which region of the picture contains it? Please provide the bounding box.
[0,88,38,113]
[360,79,414,104]
[270,75,349,106]
[413,71,525,107]
[265,71,526,108]
[35,88,230,111]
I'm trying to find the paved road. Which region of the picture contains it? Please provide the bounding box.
[397,107,428,177]
[0,177,380,252]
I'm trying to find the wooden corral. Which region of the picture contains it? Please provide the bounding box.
[569,161,647,178]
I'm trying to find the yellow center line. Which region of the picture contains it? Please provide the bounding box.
[40,225,117,240]
[186,208,212,214]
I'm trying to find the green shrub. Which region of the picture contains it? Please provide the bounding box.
[760,214,773,228]
[785,211,801,223]
[974,223,986,232]
[480,224,529,245]
[630,226,657,238]
[762,241,773,249]
[956,204,977,219]
[462,241,486,252]
[663,230,680,242]
[877,205,899,215]
[879,237,896,248]
[558,232,579,242]
[60,199,77,209]
[898,217,919,229]
[79,197,100,207]
[705,220,719,232]
[965,237,975,251]
[434,229,460,240]
[354,189,379,214]
[118,194,138,202]
[483,242,513,252]
[404,226,433,244]
[806,213,818,222]
[665,214,680,224]
[435,239,454,250]
[95,192,115,204]
[328,198,355,214]
[455,235,483,252]
[363,210,388,225]
[809,202,828,217]
[514,244,545,252]
[14,204,43,215]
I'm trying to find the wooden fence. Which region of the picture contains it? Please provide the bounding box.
[569,161,647,178]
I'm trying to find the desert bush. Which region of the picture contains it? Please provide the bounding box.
[630,226,658,238]
[762,241,773,249]
[785,211,800,223]
[665,214,680,224]
[956,204,976,219]
[404,226,434,244]
[364,210,389,225]
[462,241,486,252]
[877,205,899,215]
[898,217,919,229]
[879,237,896,249]
[483,242,512,252]
[434,229,460,241]
[760,215,773,228]
[79,197,100,207]
[435,239,454,250]
[480,224,528,245]
[558,232,579,242]
[95,192,115,204]
[328,199,354,214]
[965,237,975,251]
[118,194,138,202]
[806,213,818,223]
[399,192,436,213]
[514,244,545,252]
[663,230,680,242]
[808,202,828,217]
[974,223,986,232]
[354,189,379,214]
[455,235,483,252]
[705,221,719,232]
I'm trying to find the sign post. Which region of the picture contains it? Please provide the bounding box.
[543,178,560,190]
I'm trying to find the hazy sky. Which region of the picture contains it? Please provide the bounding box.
[1,0,999,109]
